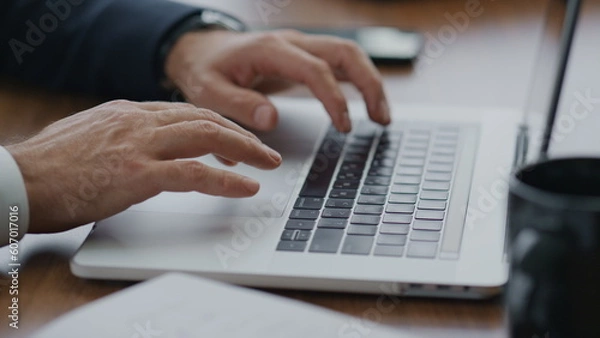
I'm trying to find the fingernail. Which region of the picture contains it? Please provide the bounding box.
[342,112,352,133]
[254,105,275,130]
[380,100,391,125]
[242,177,260,194]
[263,144,282,163]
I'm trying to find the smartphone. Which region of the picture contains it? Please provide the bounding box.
[276,26,423,65]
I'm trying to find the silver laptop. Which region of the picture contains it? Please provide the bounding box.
[70,0,580,299]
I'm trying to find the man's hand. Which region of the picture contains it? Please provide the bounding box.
[5,100,282,233]
[164,30,390,133]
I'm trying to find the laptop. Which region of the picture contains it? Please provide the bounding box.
[70,0,581,298]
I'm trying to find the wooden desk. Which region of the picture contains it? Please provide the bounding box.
[2,0,598,337]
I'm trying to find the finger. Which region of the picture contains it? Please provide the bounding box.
[153,120,282,169]
[250,36,351,132]
[151,106,261,143]
[188,73,279,131]
[215,155,238,166]
[282,32,390,125]
[107,100,197,112]
[150,160,260,197]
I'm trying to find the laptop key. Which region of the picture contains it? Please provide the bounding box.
[377,234,407,246]
[415,210,445,221]
[385,204,415,214]
[344,154,368,163]
[342,236,374,255]
[394,176,421,185]
[357,195,386,205]
[337,172,361,180]
[413,220,443,231]
[285,220,316,230]
[432,147,456,156]
[410,230,441,242]
[350,215,381,225]
[325,198,354,209]
[371,159,396,168]
[403,150,427,158]
[388,194,417,204]
[354,205,384,215]
[364,176,391,186]
[398,158,426,167]
[382,214,413,224]
[373,245,404,257]
[429,155,454,164]
[334,180,360,189]
[277,241,307,252]
[294,197,325,210]
[289,209,320,220]
[309,229,344,253]
[379,223,410,235]
[341,162,365,171]
[329,189,357,199]
[361,186,389,195]
[322,208,352,219]
[281,230,295,241]
[424,172,452,182]
[422,181,451,191]
[420,191,449,200]
[407,242,438,258]
[418,200,447,211]
[396,167,423,176]
[317,218,347,229]
[347,225,378,236]
[369,168,394,177]
[391,184,419,194]
[427,164,453,173]
[295,230,312,241]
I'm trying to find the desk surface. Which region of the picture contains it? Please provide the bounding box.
[1,0,599,337]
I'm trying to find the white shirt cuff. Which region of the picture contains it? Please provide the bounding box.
[0,146,29,246]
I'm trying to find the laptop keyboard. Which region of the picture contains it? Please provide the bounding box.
[276,122,478,259]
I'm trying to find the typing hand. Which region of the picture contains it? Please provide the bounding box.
[164,30,391,133]
[5,100,281,233]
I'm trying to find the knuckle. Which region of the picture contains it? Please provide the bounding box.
[366,74,384,89]
[255,32,282,45]
[337,39,362,56]
[197,108,223,121]
[104,99,133,108]
[183,161,208,181]
[218,172,238,191]
[276,29,302,39]
[197,120,221,138]
[307,59,331,77]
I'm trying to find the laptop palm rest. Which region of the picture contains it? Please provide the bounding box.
[128,109,327,217]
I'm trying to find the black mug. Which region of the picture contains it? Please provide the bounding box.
[507,157,600,338]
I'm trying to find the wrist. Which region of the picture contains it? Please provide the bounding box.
[157,10,247,91]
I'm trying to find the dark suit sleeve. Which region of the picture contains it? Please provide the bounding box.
[0,0,203,100]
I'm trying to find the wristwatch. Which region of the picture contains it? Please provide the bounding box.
[157,9,247,91]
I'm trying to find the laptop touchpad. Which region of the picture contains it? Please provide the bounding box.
[129,109,326,218]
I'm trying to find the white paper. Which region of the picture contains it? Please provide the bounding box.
[33,273,415,338]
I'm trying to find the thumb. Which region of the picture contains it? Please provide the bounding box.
[185,74,279,131]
